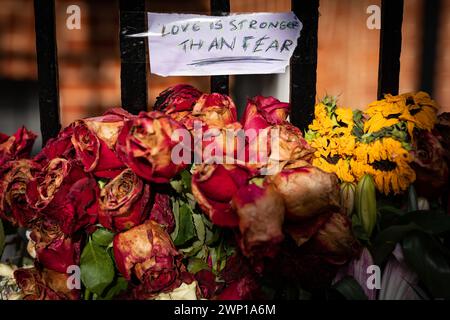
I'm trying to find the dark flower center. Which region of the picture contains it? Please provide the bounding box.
[323,154,340,165]
[371,159,397,171]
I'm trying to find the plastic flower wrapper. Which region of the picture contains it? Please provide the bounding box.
[113,220,190,299]
[98,168,151,232]
[14,266,80,300]
[268,160,340,221]
[70,108,132,179]
[191,164,250,227]
[0,263,22,300]
[117,111,190,183]
[0,159,41,227]
[0,126,37,167]
[26,158,99,235]
[153,281,198,300]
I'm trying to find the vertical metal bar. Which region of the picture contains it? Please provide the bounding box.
[210,0,230,95]
[419,0,441,95]
[290,0,319,131]
[34,0,61,145]
[119,0,148,114]
[377,0,404,99]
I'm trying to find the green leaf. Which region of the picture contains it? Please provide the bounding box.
[333,276,368,300]
[407,185,418,212]
[173,203,196,247]
[193,213,206,244]
[187,258,211,274]
[92,228,115,247]
[371,223,417,265]
[170,198,180,241]
[80,240,115,296]
[100,277,128,300]
[402,231,450,299]
[180,170,192,192]
[0,219,5,256]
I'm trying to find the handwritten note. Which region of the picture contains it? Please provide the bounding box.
[146,12,302,76]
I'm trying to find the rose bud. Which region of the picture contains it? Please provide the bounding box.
[114,220,182,296]
[116,111,189,183]
[30,221,82,273]
[0,159,41,227]
[34,125,75,166]
[154,84,202,113]
[232,183,285,258]
[412,130,449,198]
[241,95,290,130]
[71,110,130,178]
[26,158,99,235]
[14,267,80,300]
[191,93,238,127]
[98,168,151,232]
[149,193,175,233]
[0,126,36,166]
[191,164,249,227]
[268,160,340,221]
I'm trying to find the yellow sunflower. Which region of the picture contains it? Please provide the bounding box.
[351,138,416,195]
[363,95,410,134]
[313,156,355,183]
[401,91,439,133]
[308,102,334,136]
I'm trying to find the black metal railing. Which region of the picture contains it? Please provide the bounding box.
[33,0,404,145]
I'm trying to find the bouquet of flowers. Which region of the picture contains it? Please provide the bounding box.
[0,85,448,300]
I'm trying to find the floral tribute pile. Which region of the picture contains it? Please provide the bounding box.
[0,85,449,300]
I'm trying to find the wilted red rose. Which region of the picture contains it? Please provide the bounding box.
[435,112,450,164]
[192,164,250,227]
[116,111,189,183]
[98,168,151,232]
[0,127,36,166]
[149,193,175,233]
[292,211,360,265]
[34,126,75,166]
[0,159,41,227]
[30,221,82,273]
[194,269,222,299]
[268,160,340,221]
[114,220,182,298]
[412,130,449,197]
[198,122,245,164]
[71,110,130,178]
[232,182,284,258]
[241,95,290,130]
[14,267,80,300]
[191,93,238,128]
[154,84,203,113]
[26,158,98,235]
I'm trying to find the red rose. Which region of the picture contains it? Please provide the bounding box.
[34,126,75,166]
[0,127,36,166]
[154,84,202,113]
[14,267,80,300]
[268,160,340,221]
[149,193,175,233]
[412,130,449,198]
[241,95,290,130]
[71,110,129,178]
[192,164,250,227]
[117,111,189,183]
[113,220,183,298]
[30,221,82,273]
[26,158,98,235]
[0,159,41,227]
[98,168,151,232]
[232,183,285,258]
[191,93,238,128]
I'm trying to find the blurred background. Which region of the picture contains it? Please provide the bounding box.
[0,0,449,147]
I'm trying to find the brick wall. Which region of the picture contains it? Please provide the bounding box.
[0,0,448,129]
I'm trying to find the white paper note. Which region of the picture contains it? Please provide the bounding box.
[145,12,302,77]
